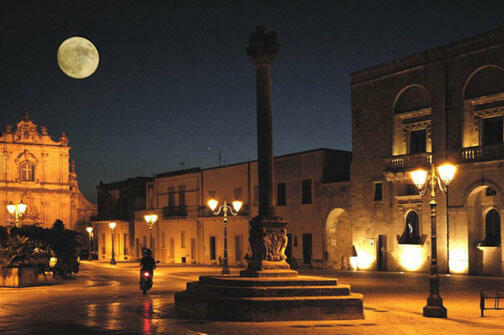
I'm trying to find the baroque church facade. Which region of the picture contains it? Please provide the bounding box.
[0,114,96,230]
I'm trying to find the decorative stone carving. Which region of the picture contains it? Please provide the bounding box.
[14,149,39,164]
[59,133,69,146]
[13,114,41,143]
[265,228,288,261]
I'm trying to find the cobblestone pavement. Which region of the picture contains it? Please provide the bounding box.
[1,262,503,334]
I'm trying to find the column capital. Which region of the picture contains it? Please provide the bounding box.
[246,26,279,65]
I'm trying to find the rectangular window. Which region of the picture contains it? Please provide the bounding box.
[170,238,175,258]
[409,129,426,154]
[102,234,106,255]
[168,186,175,208]
[147,184,154,209]
[253,185,259,204]
[235,235,242,262]
[142,235,147,248]
[374,182,383,201]
[406,184,418,195]
[276,182,286,206]
[123,233,128,255]
[210,236,216,260]
[178,185,186,207]
[301,179,312,204]
[181,231,186,248]
[234,187,243,200]
[483,116,503,146]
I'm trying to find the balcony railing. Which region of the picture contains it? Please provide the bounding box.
[384,153,432,172]
[459,143,504,163]
[163,206,188,219]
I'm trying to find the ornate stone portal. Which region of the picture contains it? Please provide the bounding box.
[175,27,363,321]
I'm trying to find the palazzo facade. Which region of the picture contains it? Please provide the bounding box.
[0,114,96,230]
[351,27,504,275]
[94,148,352,268]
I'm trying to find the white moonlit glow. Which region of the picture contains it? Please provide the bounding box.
[57,36,99,79]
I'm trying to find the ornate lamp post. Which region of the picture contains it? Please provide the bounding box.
[208,199,243,275]
[6,201,27,228]
[410,161,456,318]
[109,222,117,265]
[86,226,93,260]
[143,214,158,250]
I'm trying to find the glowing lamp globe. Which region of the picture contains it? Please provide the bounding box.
[86,226,93,234]
[6,202,16,214]
[109,222,117,230]
[438,163,456,185]
[410,169,428,190]
[232,200,243,213]
[18,202,27,214]
[208,199,218,211]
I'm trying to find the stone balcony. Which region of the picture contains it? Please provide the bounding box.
[458,143,504,163]
[384,153,431,181]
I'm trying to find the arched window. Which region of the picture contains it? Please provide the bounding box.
[19,161,35,181]
[398,211,421,244]
[483,209,501,246]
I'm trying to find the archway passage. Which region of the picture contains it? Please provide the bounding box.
[466,185,503,275]
[325,208,352,270]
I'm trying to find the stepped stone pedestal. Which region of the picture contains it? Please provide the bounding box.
[175,275,364,321]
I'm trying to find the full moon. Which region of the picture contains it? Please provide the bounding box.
[57,36,99,79]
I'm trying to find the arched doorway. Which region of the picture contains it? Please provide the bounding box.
[466,184,503,275]
[325,208,352,270]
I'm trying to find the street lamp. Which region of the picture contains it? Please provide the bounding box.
[409,161,456,318]
[143,214,158,251]
[6,201,27,228]
[86,226,93,260]
[109,222,117,265]
[208,199,243,275]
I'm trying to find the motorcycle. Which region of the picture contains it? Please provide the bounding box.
[140,269,153,295]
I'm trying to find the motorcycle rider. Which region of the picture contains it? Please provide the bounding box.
[140,248,156,273]
[139,248,156,292]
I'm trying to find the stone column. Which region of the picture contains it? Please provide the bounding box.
[241,26,296,277]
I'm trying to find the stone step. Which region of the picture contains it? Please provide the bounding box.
[198,275,338,287]
[175,291,364,321]
[187,282,352,297]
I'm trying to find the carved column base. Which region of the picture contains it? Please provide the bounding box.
[240,215,298,277]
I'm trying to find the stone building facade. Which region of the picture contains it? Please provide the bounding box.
[0,113,96,230]
[351,27,504,275]
[92,177,151,261]
[129,148,351,268]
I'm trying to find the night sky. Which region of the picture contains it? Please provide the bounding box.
[2,0,504,202]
